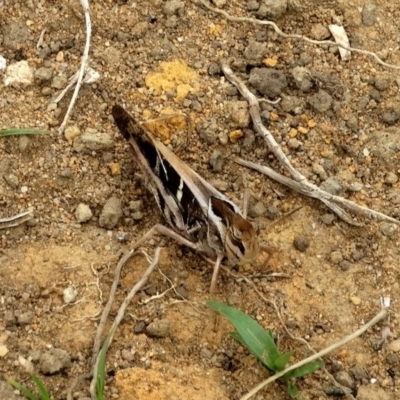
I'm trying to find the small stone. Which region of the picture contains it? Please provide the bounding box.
[99,197,123,229]
[350,365,368,381]
[247,0,259,11]
[386,353,399,365]
[387,339,400,352]
[229,129,244,143]
[291,66,313,92]
[257,0,287,19]
[196,118,218,145]
[4,173,19,189]
[244,41,266,63]
[339,260,352,271]
[17,311,34,325]
[55,51,64,62]
[59,168,73,178]
[4,60,34,86]
[163,0,184,16]
[21,186,28,194]
[350,296,361,305]
[200,347,213,359]
[375,76,391,91]
[385,172,398,184]
[109,162,121,176]
[121,349,135,362]
[129,200,143,212]
[293,237,310,252]
[380,222,398,237]
[175,285,188,299]
[115,232,130,242]
[288,138,300,149]
[39,348,71,374]
[210,150,224,172]
[64,125,81,142]
[0,345,8,357]
[212,0,226,7]
[382,109,399,125]
[226,101,250,128]
[334,370,354,389]
[51,74,68,89]
[330,250,343,264]
[146,319,171,338]
[132,211,143,221]
[134,321,146,334]
[249,67,288,98]
[73,128,115,153]
[208,62,221,76]
[320,177,342,195]
[19,135,30,152]
[347,182,363,192]
[310,23,330,40]
[249,201,267,217]
[63,286,78,304]
[308,89,332,113]
[209,179,229,192]
[361,4,377,27]
[34,67,53,82]
[320,213,335,225]
[75,203,92,223]
[265,206,279,219]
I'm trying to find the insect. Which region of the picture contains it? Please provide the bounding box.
[112,104,259,292]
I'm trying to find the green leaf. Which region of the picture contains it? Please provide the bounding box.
[32,375,51,400]
[7,377,40,400]
[274,350,295,371]
[286,382,299,398]
[208,301,280,370]
[0,128,51,138]
[282,360,324,381]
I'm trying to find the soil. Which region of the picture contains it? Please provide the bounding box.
[1,1,400,399]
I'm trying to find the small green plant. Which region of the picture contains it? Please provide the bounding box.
[8,374,51,400]
[208,301,323,399]
[0,128,50,138]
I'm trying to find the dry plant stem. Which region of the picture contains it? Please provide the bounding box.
[236,157,400,226]
[58,0,91,134]
[0,210,32,230]
[240,308,389,400]
[89,247,162,399]
[198,0,400,71]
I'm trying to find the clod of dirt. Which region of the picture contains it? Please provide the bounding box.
[293,236,310,252]
[99,197,123,229]
[73,128,115,153]
[75,203,93,223]
[146,319,171,338]
[39,348,71,375]
[248,67,288,98]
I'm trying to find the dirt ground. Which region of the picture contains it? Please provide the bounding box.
[1,0,400,399]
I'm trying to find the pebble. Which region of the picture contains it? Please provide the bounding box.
[288,138,300,149]
[380,222,397,238]
[64,125,81,142]
[132,211,143,221]
[39,348,71,374]
[375,76,391,91]
[146,319,171,338]
[226,101,250,128]
[244,41,266,63]
[129,200,143,212]
[339,260,352,271]
[115,232,130,242]
[34,67,53,82]
[350,365,368,381]
[4,60,34,86]
[330,250,343,264]
[334,370,354,389]
[385,172,398,184]
[4,173,19,189]
[265,206,279,220]
[361,4,377,26]
[0,345,8,357]
[134,321,146,334]
[109,162,121,176]
[249,68,288,98]
[247,0,259,11]
[229,129,244,143]
[99,196,123,229]
[210,178,229,192]
[320,177,342,195]
[208,62,221,76]
[163,0,184,17]
[257,0,287,19]
[51,74,67,89]
[320,213,335,225]
[210,149,224,172]
[73,128,115,153]
[291,66,313,92]
[17,311,34,325]
[63,286,78,304]
[350,296,361,305]
[2,21,29,50]
[293,237,310,252]
[249,201,267,218]
[196,118,218,145]
[310,23,331,40]
[308,89,333,113]
[382,110,399,125]
[75,203,93,223]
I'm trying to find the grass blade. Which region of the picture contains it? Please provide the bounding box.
[7,377,40,400]
[274,350,295,371]
[208,301,280,370]
[282,360,324,381]
[0,128,51,137]
[32,374,50,400]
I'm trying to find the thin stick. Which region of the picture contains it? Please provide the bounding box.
[240,308,389,400]
[0,210,32,230]
[197,0,400,71]
[58,0,91,134]
[89,247,161,398]
[236,158,400,226]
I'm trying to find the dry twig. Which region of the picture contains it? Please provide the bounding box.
[240,307,389,400]
[197,0,400,71]
[0,210,32,230]
[221,62,399,226]
[58,0,92,134]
